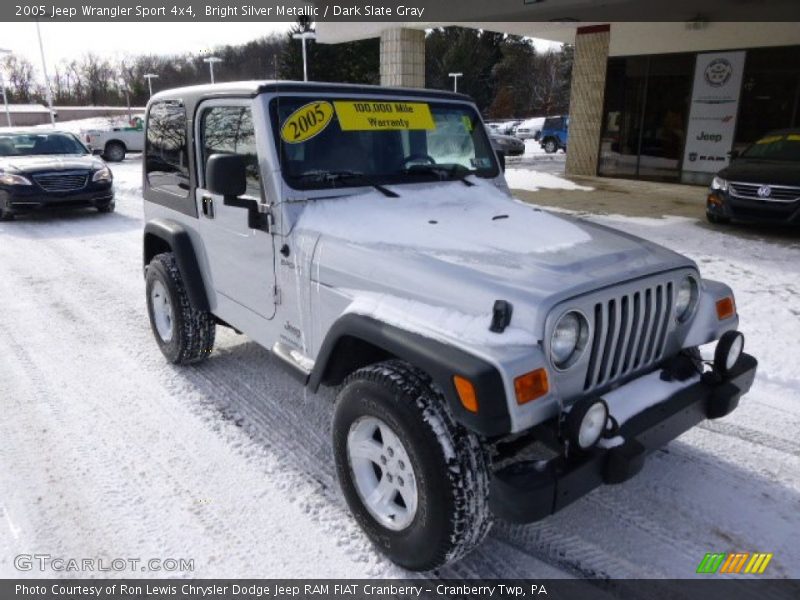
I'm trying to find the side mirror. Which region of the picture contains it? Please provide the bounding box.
[206,153,269,232]
[92,147,103,156]
[206,153,247,198]
[496,150,506,172]
[729,149,740,160]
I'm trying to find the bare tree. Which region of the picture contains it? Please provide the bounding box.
[2,54,37,103]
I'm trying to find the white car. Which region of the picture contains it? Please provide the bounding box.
[515,117,545,140]
[84,117,144,162]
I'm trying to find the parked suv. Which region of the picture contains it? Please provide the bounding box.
[539,115,569,153]
[141,81,757,571]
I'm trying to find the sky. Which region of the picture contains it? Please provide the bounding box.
[0,22,292,66]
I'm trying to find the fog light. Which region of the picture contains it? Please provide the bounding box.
[714,330,744,378]
[564,398,609,451]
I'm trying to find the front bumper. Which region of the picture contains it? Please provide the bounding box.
[490,353,758,523]
[708,191,800,225]
[0,184,114,214]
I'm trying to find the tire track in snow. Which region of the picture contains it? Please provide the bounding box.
[1,215,403,577]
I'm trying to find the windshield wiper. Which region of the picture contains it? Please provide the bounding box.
[403,164,476,186]
[294,170,398,198]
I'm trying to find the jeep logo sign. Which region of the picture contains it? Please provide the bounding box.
[682,51,746,175]
[696,131,724,143]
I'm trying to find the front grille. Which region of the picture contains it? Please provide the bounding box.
[729,182,800,203]
[33,171,89,192]
[584,282,674,391]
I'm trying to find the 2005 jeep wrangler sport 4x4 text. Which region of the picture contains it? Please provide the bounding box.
[142,81,757,571]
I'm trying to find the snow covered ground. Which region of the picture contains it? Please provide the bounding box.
[1,157,799,580]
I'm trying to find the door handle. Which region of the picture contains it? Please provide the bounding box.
[201,195,214,218]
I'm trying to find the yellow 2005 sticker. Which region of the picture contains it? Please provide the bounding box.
[334,101,435,131]
[280,101,335,144]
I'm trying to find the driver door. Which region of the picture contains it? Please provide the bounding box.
[195,101,276,323]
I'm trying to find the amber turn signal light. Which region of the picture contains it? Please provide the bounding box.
[453,376,478,413]
[515,368,549,405]
[716,296,736,320]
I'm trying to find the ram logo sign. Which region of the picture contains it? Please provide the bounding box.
[696,552,773,574]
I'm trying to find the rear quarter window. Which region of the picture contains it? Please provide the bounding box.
[145,102,190,198]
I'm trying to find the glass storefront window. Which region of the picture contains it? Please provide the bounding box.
[735,45,800,152]
[599,54,694,182]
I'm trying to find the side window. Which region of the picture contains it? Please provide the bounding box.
[201,106,262,199]
[145,102,189,197]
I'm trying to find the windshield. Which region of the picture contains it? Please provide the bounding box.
[270,96,499,190]
[0,132,88,157]
[741,133,800,162]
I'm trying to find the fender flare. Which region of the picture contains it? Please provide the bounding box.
[143,219,210,312]
[309,313,511,437]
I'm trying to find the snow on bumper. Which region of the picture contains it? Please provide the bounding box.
[489,353,758,523]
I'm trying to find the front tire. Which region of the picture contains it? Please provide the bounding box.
[104,141,126,162]
[145,252,215,364]
[706,211,729,225]
[0,207,14,221]
[333,360,493,571]
[543,138,557,153]
[97,200,115,214]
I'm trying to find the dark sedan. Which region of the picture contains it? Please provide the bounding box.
[486,127,525,157]
[707,129,800,226]
[0,130,114,221]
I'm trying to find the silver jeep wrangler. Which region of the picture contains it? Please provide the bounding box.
[142,81,757,571]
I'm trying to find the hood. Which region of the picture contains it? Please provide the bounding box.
[719,158,800,186]
[295,181,694,343]
[0,154,102,174]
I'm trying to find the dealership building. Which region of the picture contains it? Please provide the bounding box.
[318,12,800,184]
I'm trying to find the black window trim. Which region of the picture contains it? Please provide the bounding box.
[143,99,196,218]
[195,97,267,204]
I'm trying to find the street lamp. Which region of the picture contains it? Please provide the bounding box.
[35,21,56,126]
[292,31,316,82]
[119,78,131,122]
[448,72,463,93]
[203,56,223,84]
[0,48,11,127]
[143,73,159,97]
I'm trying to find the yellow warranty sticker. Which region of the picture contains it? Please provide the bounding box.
[334,100,435,131]
[280,101,335,144]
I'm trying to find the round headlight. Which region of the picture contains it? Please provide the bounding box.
[551,311,588,369]
[714,330,744,377]
[675,276,698,322]
[564,398,609,451]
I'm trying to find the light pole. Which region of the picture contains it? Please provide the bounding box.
[119,78,131,122]
[203,56,222,84]
[0,48,11,127]
[448,72,463,93]
[35,21,55,126]
[143,73,158,97]
[292,31,316,82]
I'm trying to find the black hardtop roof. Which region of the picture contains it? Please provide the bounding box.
[149,80,473,107]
